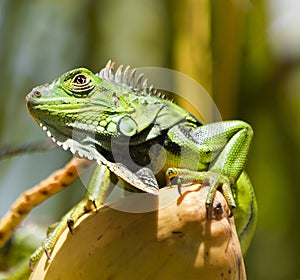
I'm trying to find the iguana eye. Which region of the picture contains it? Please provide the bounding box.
[62,70,95,97]
[70,73,95,96]
[73,74,88,85]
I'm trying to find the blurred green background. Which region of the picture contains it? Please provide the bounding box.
[0,0,300,279]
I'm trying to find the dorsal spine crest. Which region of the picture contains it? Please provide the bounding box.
[98,60,168,100]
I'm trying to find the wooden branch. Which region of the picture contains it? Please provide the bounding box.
[0,158,93,247]
[0,141,56,159]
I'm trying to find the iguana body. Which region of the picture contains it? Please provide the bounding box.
[25,61,257,265]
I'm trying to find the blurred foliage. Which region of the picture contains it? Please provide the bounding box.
[0,222,45,279]
[0,0,300,279]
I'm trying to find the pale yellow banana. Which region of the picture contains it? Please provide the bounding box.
[30,185,246,280]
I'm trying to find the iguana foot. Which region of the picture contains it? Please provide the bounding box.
[166,168,236,216]
[29,164,114,270]
[29,196,97,270]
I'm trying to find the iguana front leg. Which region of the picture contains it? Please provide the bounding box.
[29,162,115,269]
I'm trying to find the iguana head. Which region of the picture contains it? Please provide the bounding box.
[26,61,196,157]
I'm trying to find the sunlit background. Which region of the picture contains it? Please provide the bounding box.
[0,0,300,279]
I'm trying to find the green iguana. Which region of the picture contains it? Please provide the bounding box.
[25,60,257,267]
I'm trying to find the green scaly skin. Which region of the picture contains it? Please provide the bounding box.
[25,60,257,267]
